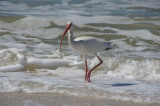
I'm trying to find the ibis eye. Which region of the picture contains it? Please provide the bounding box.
[69,23,72,27]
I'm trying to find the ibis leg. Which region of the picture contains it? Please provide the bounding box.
[85,60,88,81]
[87,56,103,82]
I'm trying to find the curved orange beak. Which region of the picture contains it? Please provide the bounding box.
[60,24,71,48]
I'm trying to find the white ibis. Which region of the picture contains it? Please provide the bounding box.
[60,22,111,82]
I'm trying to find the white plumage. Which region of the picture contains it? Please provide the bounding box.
[60,22,112,82]
[73,36,111,55]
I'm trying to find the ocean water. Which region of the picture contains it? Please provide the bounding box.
[0,0,160,103]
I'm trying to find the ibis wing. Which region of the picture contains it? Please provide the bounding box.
[74,36,111,54]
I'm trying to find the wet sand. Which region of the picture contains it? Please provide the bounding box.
[0,93,159,106]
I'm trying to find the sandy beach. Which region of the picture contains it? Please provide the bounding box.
[0,93,159,106]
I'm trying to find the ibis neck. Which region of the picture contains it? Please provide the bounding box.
[68,29,75,45]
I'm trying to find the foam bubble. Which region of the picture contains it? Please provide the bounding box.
[0,48,27,72]
[0,64,25,72]
[53,15,136,27]
[0,16,63,39]
[0,1,29,11]
[106,57,160,80]
[27,57,71,70]
[117,29,160,43]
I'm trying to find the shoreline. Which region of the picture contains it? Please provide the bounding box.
[0,93,159,106]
